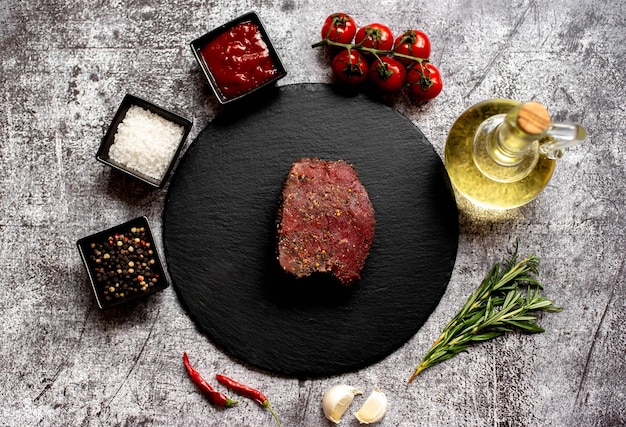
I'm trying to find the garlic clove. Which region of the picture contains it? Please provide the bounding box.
[353,387,387,424]
[322,384,363,424]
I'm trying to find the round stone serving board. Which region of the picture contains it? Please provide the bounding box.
[162,83,459,378]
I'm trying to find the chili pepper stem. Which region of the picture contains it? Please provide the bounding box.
[263,400,283,427]
[222,396,239,407]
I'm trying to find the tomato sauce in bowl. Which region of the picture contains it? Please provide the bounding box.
[191,12,287,104]
[201,22,278,99]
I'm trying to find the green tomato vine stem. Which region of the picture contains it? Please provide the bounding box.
[311,38,430,66]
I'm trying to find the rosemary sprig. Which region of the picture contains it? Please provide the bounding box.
[408,242,562,383]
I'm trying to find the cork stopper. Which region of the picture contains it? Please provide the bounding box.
[516,102,551,135]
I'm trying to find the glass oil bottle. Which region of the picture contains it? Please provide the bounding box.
[444,99,586,210]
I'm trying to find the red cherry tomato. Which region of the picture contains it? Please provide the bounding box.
[393,30,431,63]
[331,49,370,85]
[355,23,394,51]
[407,62,443,101]
[321,13,357,43]
[369,56,406,93]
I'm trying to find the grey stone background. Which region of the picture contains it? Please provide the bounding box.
[1,0,624,426]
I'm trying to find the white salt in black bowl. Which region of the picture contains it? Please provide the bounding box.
[97,94,192,188]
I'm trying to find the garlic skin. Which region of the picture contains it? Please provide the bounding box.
[353,387,387,424]
[322,384,363,424]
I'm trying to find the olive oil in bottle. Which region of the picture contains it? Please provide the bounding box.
[444,99,585,210]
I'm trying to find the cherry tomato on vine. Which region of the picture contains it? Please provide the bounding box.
[355,23,394,51]
[321,13,357,43]
[393,30,431,64]
[407,62,443,101]
[331,49,370,85]
[369,56,406,93]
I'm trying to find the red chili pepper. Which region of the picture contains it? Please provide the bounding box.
[215,374,282,427]
[182,353,237,408]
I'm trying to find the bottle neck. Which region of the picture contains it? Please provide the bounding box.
[488,115,539,167]
[472,108,543,183]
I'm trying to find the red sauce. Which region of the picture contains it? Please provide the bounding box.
[200,21,280,100]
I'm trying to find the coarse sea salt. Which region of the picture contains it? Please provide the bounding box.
[109,105,184,181]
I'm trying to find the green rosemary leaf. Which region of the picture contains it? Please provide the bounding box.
[408,242,562,384]
[542,305,564,313]
[504,320,544,333]
[526,297,560,311]
[502,288,520,308]
[510,315,541,322]
[469,331,504,342]
[446,344,472,354]
[431,350,462,364]
[492,326,515,333]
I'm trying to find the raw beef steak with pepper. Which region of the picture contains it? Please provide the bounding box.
[276,158,375,285]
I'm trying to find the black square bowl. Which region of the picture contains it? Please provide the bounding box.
[190,11,287,104]
[77,216,170,309]
[96,94,192,188]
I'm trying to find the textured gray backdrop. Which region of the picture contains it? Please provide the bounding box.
[1,0,624,426]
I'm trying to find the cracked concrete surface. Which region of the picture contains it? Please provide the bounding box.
[1,0,625,426]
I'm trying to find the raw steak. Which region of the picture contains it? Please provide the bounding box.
[276,158,375,285]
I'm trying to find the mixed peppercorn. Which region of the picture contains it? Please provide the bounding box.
[87,225,163,306]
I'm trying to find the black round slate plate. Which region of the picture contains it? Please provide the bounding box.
[163,83,458,378]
